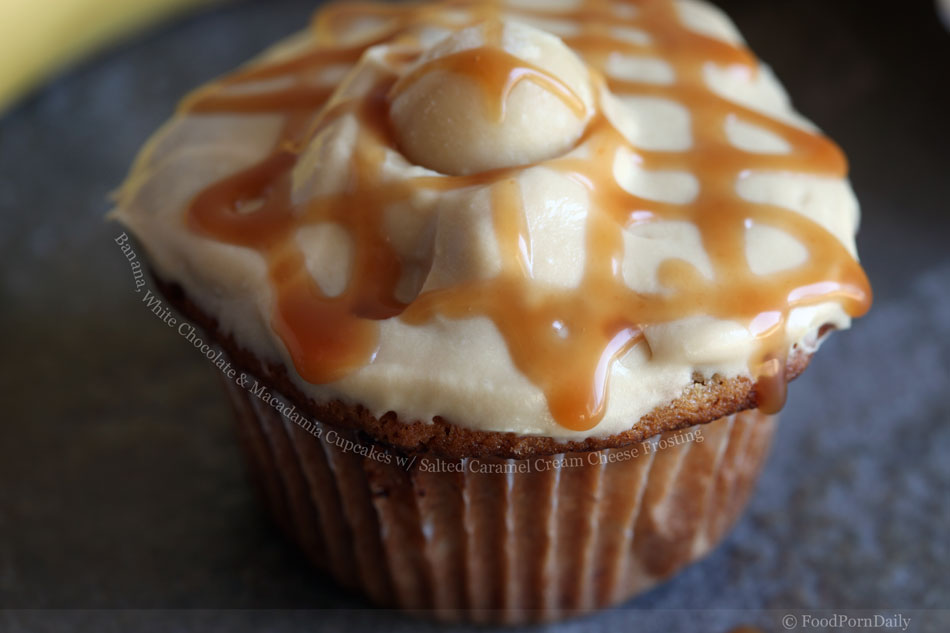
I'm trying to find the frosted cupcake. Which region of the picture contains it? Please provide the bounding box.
[112,0,871,622]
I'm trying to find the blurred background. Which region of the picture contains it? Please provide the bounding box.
[1,0,948,631]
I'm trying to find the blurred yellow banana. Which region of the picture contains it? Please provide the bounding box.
[0,0,225,115]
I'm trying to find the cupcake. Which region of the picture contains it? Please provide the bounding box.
[112,0,871,623]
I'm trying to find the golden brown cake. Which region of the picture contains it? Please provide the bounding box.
[112,0,871,622]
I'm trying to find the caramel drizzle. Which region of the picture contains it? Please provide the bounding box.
[183,0,871,431]
[389,44,590,122]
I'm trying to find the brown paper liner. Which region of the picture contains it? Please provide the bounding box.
[223,376,776,623]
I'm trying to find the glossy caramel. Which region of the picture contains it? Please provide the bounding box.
[183,0,871,432]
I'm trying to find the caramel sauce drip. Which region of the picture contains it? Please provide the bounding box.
[389,36,589,122]
[183,0,872,431]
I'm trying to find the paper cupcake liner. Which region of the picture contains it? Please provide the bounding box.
[222,375,775,623]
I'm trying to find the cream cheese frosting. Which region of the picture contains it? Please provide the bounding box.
[112,0,870,440]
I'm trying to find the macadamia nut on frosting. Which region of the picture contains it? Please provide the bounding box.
[388,20,595,175]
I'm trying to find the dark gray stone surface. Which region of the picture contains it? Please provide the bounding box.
[0,0,948,630]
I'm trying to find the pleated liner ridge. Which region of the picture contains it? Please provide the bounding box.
[223,375,775,623]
